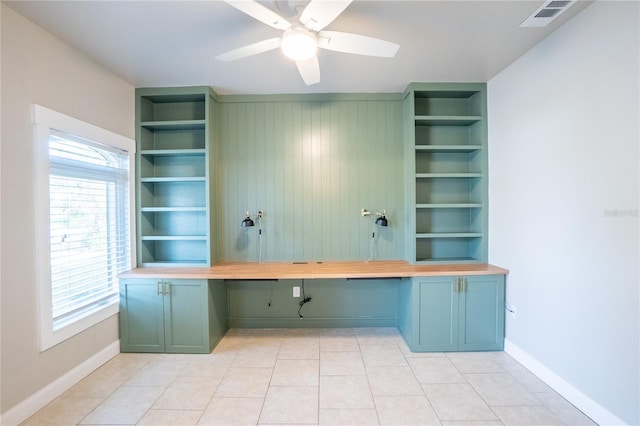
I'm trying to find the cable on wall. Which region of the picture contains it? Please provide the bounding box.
[257,210,264,264]
[298,279,312,318]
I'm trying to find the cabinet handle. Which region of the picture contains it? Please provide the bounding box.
[157,281,162,296]
[462,278,467,293]
[164,282,170,296]
[454,278,460,293]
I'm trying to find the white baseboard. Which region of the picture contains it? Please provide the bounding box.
[504,338,626,426]
[0,340,120,426]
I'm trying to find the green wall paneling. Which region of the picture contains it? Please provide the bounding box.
[135,86,218,266]
[217,94,405,262]
[228,278,399,328]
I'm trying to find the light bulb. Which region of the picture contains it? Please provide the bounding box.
[281,28,317,61]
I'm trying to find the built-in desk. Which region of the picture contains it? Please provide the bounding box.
[119,261,508,353]
[119,260,508,280]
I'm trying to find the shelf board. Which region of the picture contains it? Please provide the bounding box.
[140,149,206,156]
[140,177,206,183]
[141,235,207,241]
[415,145,482,152]
[140,207,207,212]
[416,233,482,239]
[415,257,483,265]
[140,120,205,130]
[416,173,482,179]
[416,203,483,209]
[139,260,209,267]
[414,115,481,126]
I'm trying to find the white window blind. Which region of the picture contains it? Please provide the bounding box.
[48,130,130,329]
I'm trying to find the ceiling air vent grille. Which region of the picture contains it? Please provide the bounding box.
[520,0,576,27]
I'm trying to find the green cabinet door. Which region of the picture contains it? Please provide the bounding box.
[163,279,211,353]
[417,277,459,351]
[400,274,505,352]
[120,278,222,353]
[458,275,505,351]
[119,279,165,353]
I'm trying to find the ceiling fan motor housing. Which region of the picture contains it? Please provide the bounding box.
[281,27,318,61]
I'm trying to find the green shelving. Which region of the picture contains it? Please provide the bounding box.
[404,83,488,264]
[135,87,218,267]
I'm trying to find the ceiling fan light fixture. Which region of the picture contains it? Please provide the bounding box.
[281,28,317,61]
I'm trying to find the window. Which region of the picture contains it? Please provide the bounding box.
[34,105,135,351]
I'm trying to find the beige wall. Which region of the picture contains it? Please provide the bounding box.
[0,4,134,414]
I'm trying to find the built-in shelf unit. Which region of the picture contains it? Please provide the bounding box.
[404,83,488,264]
[135,86,218,266]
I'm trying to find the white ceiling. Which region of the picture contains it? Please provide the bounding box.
[5,0,592,95]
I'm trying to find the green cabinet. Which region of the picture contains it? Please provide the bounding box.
[398,274,505,352]
[119,279,228,353]
[136,87,218,266]
[403,83,488,264]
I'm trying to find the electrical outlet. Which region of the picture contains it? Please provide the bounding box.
[293,286,300,297]
[506,303,517,318]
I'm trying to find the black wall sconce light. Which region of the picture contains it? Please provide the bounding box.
[241,210,265,263]
[375,210,388,227]
[361,209,389,262]
[361,209,389,227]
[241,211,255,227]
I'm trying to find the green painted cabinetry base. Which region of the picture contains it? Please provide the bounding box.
[398,275,505,352]
[119,279,228,353]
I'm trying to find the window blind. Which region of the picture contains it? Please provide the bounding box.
[48,131,130,328]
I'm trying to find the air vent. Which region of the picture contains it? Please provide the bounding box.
[520,0,576,27]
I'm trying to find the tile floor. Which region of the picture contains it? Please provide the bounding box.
[22,328,597,425]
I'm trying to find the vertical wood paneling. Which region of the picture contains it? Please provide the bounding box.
[219,96,404,262]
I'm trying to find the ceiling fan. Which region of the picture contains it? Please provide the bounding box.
[215,0,400,85]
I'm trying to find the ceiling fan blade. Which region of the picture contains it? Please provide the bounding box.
[300,0,352,32]
[224,0,291,31]
[318,31,399,57]
[215,38,282,62]
[296,56,320,85]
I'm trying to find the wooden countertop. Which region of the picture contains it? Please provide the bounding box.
[119,260,509,280]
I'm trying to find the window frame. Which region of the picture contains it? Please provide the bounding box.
[34,105,136,351]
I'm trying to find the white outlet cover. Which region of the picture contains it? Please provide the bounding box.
[293,286,300,297]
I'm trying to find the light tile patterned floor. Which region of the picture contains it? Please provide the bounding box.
[22,328,597,425]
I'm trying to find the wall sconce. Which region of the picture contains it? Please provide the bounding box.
[241,210,264,263]
[361,209,389,227]
[241,211,255,227]
[375,210,388,227]
[361,209,389,262]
